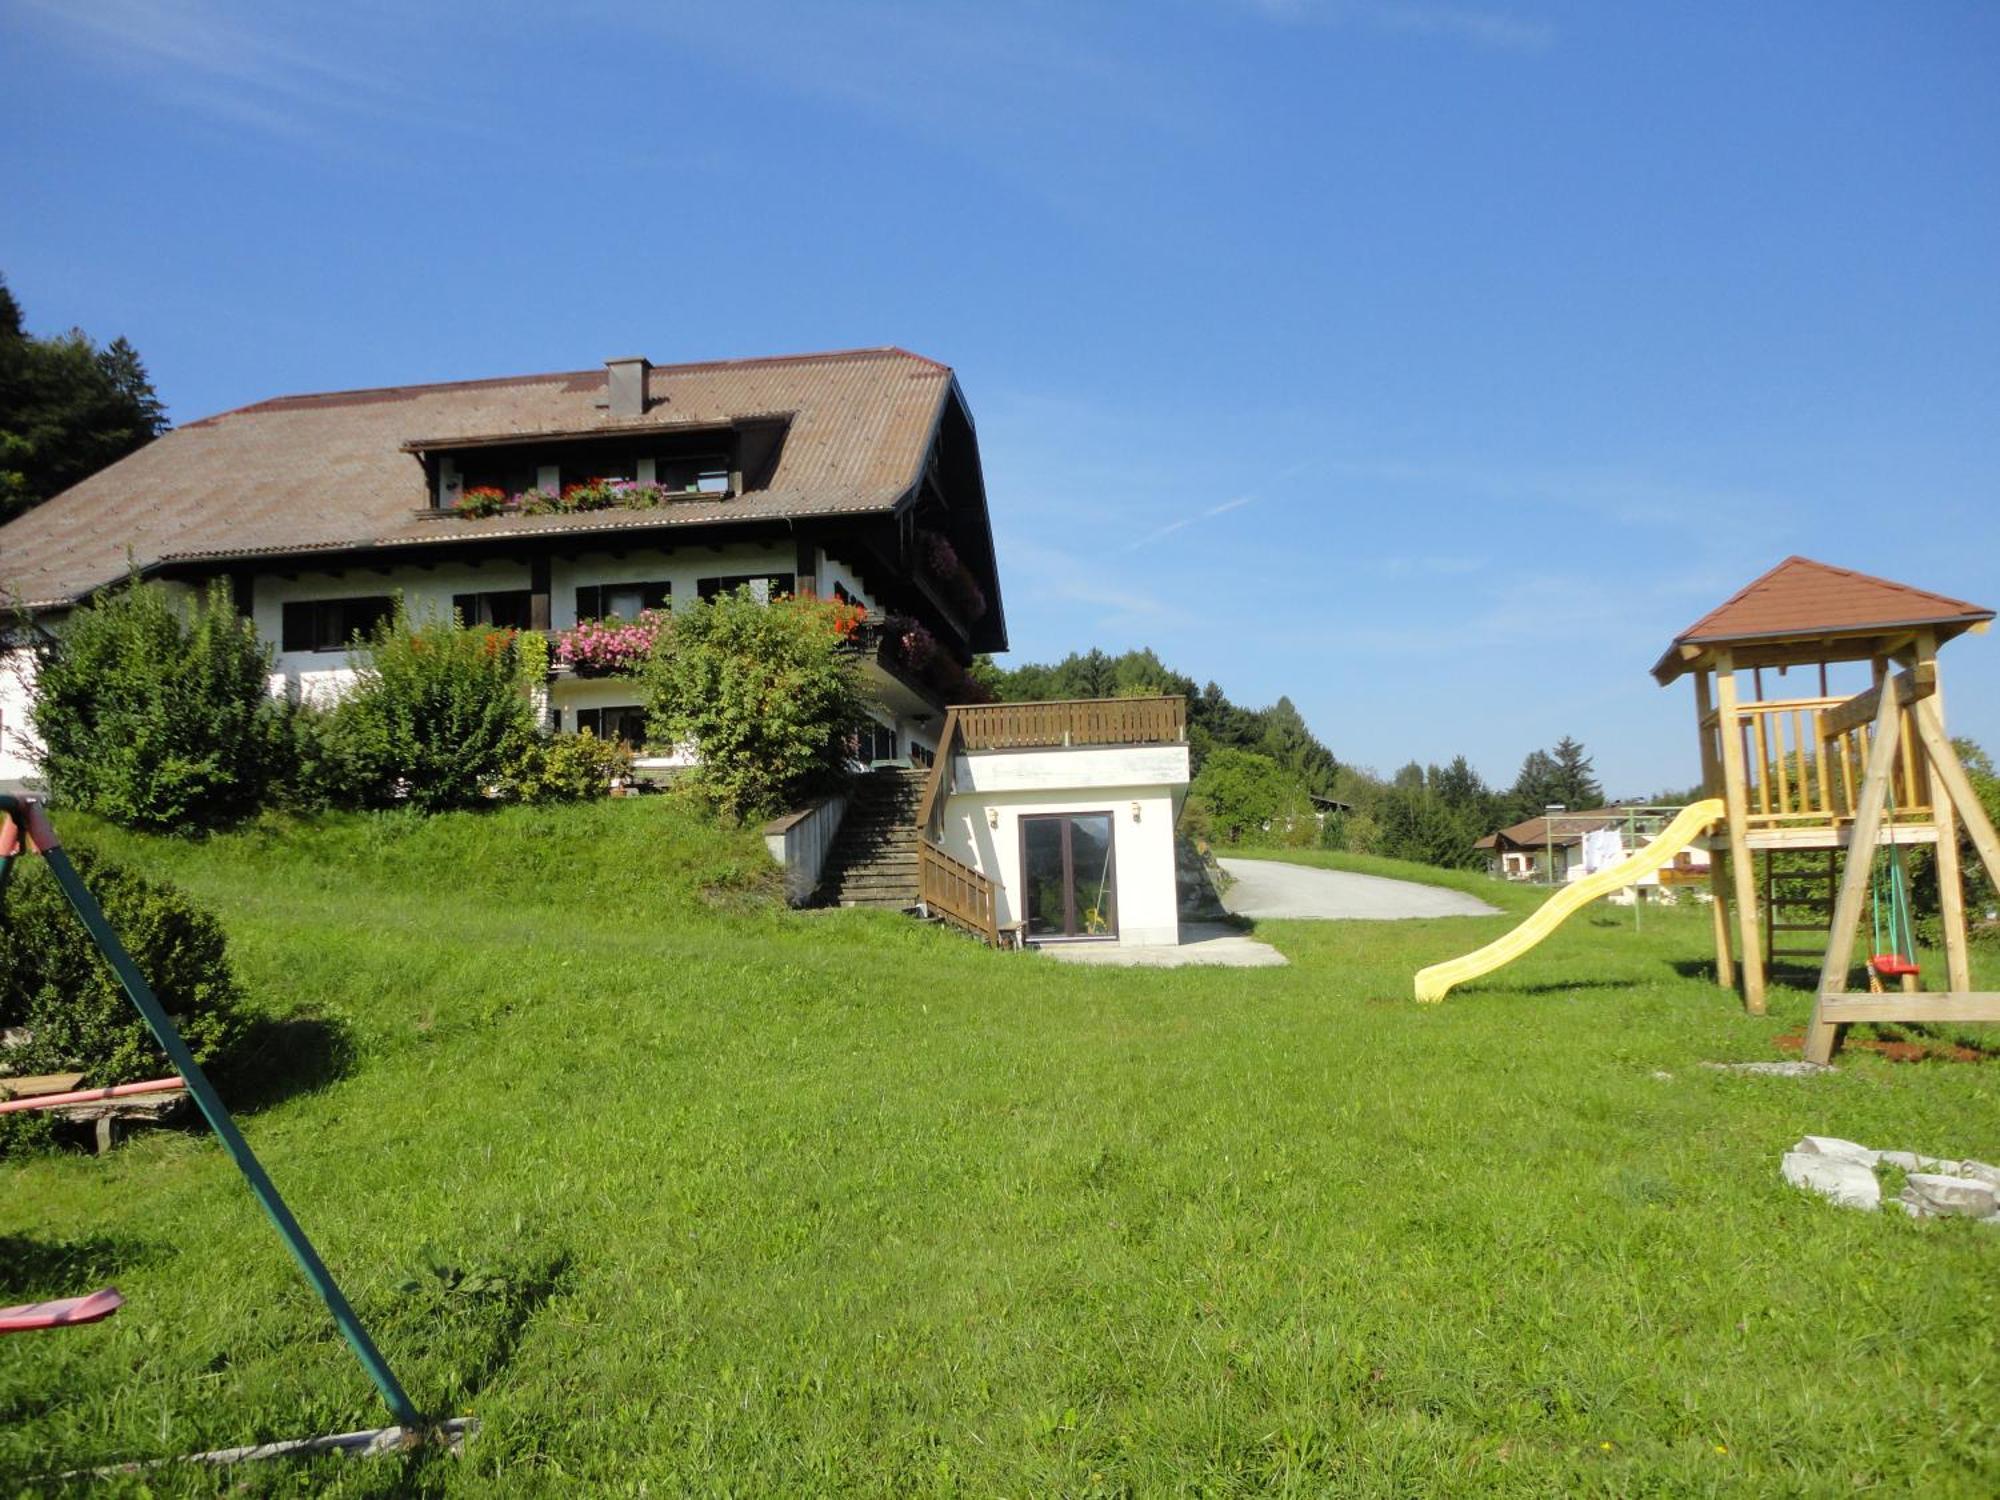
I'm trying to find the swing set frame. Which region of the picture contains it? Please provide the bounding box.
[1,792,473,1465]
[1802,677,2000,1063]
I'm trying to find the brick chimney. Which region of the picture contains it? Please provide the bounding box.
[605,356,650,418]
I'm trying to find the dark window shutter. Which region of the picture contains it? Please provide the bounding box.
[352,597,393,641]
[575,585,600,620]
[282,602,313,652]
[452,593,477,625]
[640,581,671,611]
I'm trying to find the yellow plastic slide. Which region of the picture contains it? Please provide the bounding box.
[1413,798,1725,1003]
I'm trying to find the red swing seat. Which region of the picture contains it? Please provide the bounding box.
[1869,953,1920,978]
[0,1288,123,1334]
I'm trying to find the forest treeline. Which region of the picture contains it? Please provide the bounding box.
[976,646,1621,868]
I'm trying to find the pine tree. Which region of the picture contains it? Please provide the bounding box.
[0,274,169,524]
[1548,735,1604,810]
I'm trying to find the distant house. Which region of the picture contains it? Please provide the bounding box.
[0,347,1005,784]
[1476,808,1711,885]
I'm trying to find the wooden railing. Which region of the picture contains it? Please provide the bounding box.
[908,695,1186,949]
[915,706,963,837]
[911,708,1003,947]
[919,841,1000,947]
[953,695,1187,751]
[1706,694,1931,829]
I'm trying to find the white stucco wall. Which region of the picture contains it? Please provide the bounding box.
[4,546,937,777]
[938,744,1191,947]
[1,648,42,784]
[815,548,878,612]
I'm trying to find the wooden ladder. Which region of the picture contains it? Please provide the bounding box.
[1763,850,1839,967]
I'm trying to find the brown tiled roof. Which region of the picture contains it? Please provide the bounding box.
[1652,556,1993,683]
[0,347,956,609]
[1475,809,1624,850]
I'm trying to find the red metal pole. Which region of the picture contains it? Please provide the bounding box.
[0,1077,188,1114]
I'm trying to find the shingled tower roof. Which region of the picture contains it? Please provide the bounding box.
[1652,555,1993,683]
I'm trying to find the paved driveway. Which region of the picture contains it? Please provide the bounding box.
[1218,858,1500,921]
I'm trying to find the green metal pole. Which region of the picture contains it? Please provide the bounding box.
[0,796,422,1429]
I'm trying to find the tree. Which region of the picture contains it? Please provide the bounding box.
[1506,748,1561,823]
[642,590,864,816]
[30,579,290,831]
[1261,695,1338,795]
[1548,736,1603,810]
[1185,747,1301,844]
[319,604,539,814]
[0,274,169,523]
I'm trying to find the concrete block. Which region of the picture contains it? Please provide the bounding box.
[1901,1174,1999,1219]
[1704,1060,1832,1078]
[1782,1152,1881,1212]
[1796,1136,1880,1167]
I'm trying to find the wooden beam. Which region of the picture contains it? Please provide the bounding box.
[1911,697,2000,893]
[1817,661,1936,742]
[1815,993,2000,1024]
[1693,669,1734,990]
[1713,651,1766,1013]
[1913,632,1972,993]
[1803,677,1902,1064]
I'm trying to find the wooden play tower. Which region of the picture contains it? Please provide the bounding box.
[1653,556,2000,1061]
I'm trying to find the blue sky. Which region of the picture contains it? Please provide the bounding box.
[4,0,1996,795]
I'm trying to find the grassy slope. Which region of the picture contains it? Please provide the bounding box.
[2,809,1996,1496]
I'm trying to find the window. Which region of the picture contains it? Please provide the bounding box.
[656,456,731,496]
[575,706,648,746]
[562,456,635,487]
[453,591,534,630]
[697,574,794,604]
[280,596,394,653]
[854,720,898,765]
[575,581,670,621]
[457,459,540,496]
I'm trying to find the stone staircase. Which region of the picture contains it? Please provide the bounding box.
[821,767,928,909]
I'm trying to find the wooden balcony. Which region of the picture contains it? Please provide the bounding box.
[951,696,1187,752]
[909,696,1187,947]
[1703,693,1936,848]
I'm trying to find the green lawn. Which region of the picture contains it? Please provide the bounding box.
[4,806,1997,1495]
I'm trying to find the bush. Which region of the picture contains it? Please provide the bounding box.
[319,606,538,813]
[0,847,245,1090]
[1189,748,1300,844]
[508,731,634,804]
[29,579,289,831]
[641,591,864,817]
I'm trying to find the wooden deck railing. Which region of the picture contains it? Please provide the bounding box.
[919,841,1000,947]
[953,695,1187,751]
[908,695,1186,949]
[1704,694,1931,829]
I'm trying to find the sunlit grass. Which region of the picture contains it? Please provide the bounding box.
[3,806,1996,1495]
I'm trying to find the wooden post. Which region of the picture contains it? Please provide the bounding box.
[1913,634,1972,993]
[1712,650,1766,1013]
[1804,677,1902,1064]
[1911,698,2000,892]
[1693,669,1734,988]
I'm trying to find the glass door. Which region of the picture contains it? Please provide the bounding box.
[1020,813,1118,940]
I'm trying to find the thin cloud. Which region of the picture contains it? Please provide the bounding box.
[14,0,486,151]
[1125,494,1256,553]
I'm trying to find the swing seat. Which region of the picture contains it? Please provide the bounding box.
[1869,953,1920,978]
[0,1287,123,1334]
